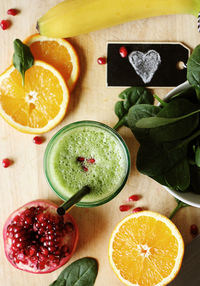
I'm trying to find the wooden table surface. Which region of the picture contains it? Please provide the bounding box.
[1,1,200,285]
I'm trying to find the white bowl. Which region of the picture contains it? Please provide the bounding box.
[162,81,200,208]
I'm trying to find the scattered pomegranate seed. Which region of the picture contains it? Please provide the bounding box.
[190,224,198,236]
[119,46,128,58]
[0,20,11,30]
[119,205,131,212]
[82,166,88,172]
[132,207,143,213]
[2,158,12,168]
[97,57,106,65]
[7,8,19,16]
[87,158,95,164]
[77,157,85,162]
[128,195,140,202]
[33,136,44,145]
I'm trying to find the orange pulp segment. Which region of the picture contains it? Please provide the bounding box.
[109,211,184,286]
[0,60,69,134]
[25,34,80,91]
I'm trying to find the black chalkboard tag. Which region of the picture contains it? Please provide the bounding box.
[107,42,190,88]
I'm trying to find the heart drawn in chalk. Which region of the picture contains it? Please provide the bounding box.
[128,50,161,84]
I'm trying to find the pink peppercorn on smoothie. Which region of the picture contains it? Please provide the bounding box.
[44,121,130,207]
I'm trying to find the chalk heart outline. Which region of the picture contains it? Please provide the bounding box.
[128,50,161,84]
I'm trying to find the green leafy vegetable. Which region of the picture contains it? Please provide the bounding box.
[195,145,200,167]
[49,258,98,286]
[13,39,34,86]
[169,199,189,220]
[127,104,161,141]
[187,44,200,88]
[113,87,154,130]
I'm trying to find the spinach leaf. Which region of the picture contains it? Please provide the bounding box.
[190,164,200,193]
[187,44,200,88]
[136,109,200,128]
[13,39,34,86]
[127,104,161,141]
[49,258,98,286]
[169,199,189,219]
[168,87,198,104]
[195,145,200,167]
[114,87,154,130]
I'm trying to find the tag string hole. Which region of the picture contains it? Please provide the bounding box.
[176,61,187,70]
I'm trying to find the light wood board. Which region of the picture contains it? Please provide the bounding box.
[0,1,200,285]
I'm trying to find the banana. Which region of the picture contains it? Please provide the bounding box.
[37,0,200,38]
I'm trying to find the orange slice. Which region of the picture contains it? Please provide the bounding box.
[0,60,69,134]
[25,34,80,91]
[109,211,184,286]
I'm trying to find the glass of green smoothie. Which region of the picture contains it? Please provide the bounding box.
[44,121,130,209]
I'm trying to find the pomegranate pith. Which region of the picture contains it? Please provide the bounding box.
[3,200,78,274]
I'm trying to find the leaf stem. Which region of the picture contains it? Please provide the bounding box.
[113,118,125,130]
[153,94,168,107]
[169,199,189,219]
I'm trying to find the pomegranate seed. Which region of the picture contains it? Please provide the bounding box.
[77,156,85,162]
[7,8,19,16]
[82,166,88,172]
[132,207,143,213]
[47,241,54,247]
[13,215,20,224]
[0,20,11,30]
[48,246,56,253]
[128,195,140,202]
[47,234,54,241]
[190,224,198,236]
[97,57,106,65]
[40,247,48,256]
[48,254,55,261]
[38,262,45,270]
[119,46,128,58]
[119,205,131,212]
[37,213,46,223]
[33,136,44,145]
[2,158,12,168]
[53,258,60,265]
[29,246,37,257]
[87,158,95,164]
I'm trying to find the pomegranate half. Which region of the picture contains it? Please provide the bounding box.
[3,200,78,273]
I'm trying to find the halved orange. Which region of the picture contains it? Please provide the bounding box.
[109,211,184,286]
[25,34,80,91]
[0,60,70,134]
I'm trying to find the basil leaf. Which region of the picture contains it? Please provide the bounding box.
[113,87,154,130]
[13,39,34,86]
[187,44,200,88]
[49,258,98,286]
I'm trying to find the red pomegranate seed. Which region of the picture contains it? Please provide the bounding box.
[82,166,88,172]
[87,158,95,164]
[0,20,11,30]
[119,205,131,212]
[29,246,37,257]
[2,158,12,168]
[48,246,56,253]
[48,254,55,261]
[119,46,128,58]
[132,207,143,213]
[190,224,198,236]
[7,9,19,16]
[40,247,48,256]
[128,195,140,202]
[33,136,44,145]
[97,57,106,65]
[77,157,85,162]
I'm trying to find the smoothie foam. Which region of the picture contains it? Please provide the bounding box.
[46,124,128,203]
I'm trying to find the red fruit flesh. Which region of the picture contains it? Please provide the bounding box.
[3,200,78,274]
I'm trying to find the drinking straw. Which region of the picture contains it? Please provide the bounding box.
[57,185,91,215]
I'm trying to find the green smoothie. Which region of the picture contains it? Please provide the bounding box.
[44,121,130,206]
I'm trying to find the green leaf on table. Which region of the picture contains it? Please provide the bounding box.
[187,44,200,88]
[113,87,154,130]
[13,39,34,86]
[49,258,98,286]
